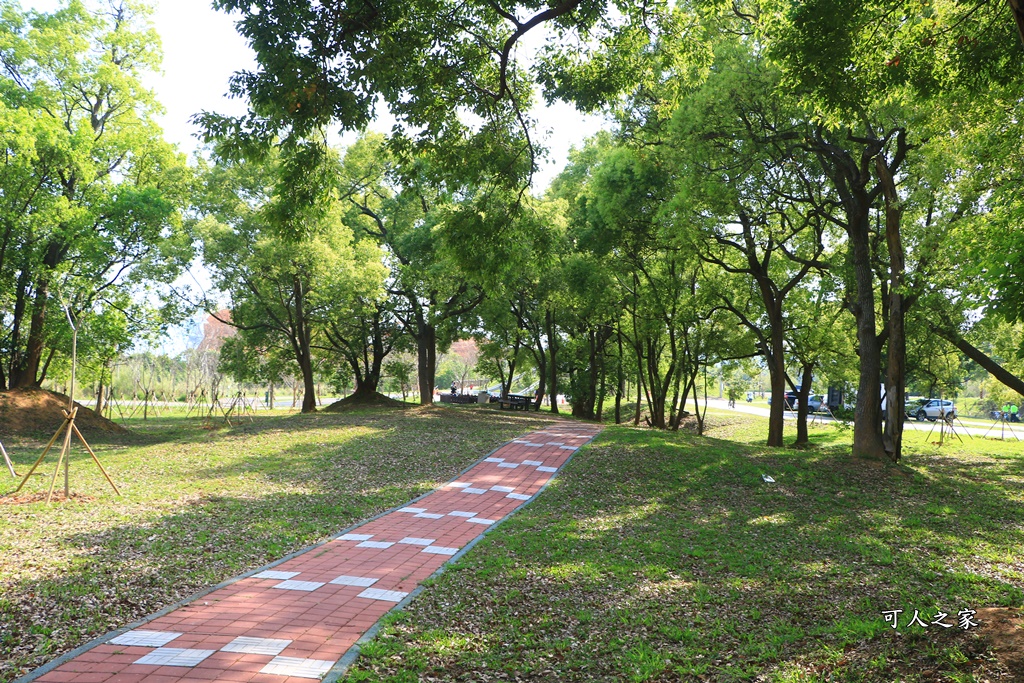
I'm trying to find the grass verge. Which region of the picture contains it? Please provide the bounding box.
[344,412,1024,682]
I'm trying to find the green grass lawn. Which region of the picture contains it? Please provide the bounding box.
[343,412,1024,682]
[0,404,555,683]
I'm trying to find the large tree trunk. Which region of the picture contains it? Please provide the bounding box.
[849,211,886,460]
[1010,0,1024,46]
[879,157,906,462]
[644,339,667,429]
[11,275,50,388]
[811,128,911,461]
[572,328,604,420]
[299,357,317,413]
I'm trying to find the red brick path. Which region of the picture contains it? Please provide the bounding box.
[22,424,601,683]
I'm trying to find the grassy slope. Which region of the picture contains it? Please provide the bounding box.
[0,405,555,682]
[344,412,1024,682]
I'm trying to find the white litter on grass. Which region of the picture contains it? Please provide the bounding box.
[761,474,775,483]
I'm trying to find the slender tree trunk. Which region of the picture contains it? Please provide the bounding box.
[615,328,623,424]
[546,309,559,414]
[292,276,318,413]
[766,325,787,447]
[352,313,388,397]
[634,368,643,426]
[502,359,515,399]
[95,369,106,414]
[415,318,437,405]
[496,356,507,399]
[587,329,598,417]
[793,363,815,447]
[533,345,547,411]
[693,365,707,435]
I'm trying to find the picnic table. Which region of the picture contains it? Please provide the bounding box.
[498,394,534,411]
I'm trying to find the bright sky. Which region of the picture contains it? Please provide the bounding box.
[25,0,606,189]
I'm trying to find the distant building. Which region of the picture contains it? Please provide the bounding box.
[197,310,235,353]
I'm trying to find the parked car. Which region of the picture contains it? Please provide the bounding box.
[768,391,799,410]
[911,399,957,421]
[768,392,823,412]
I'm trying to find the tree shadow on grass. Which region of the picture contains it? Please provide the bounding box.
[0,406,564,682]
[0,487,391,682]
[354,425,1024,682]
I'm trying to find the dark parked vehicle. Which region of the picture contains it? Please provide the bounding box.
[768,392,824,412]
[768,391,799,410]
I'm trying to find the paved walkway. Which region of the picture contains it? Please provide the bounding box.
[20,423,602,683]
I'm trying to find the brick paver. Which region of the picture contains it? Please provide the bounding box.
[19,422,601,683]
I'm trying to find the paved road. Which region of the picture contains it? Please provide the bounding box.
[704,398,1023,440]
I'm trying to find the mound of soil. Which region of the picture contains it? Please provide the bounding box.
[322,391,410,413]
[0,388,127,437]
[977,607,1024,676]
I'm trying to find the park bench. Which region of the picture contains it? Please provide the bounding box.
[498,394,533,411]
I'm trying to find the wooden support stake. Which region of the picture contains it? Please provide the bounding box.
[1,440,16,477]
